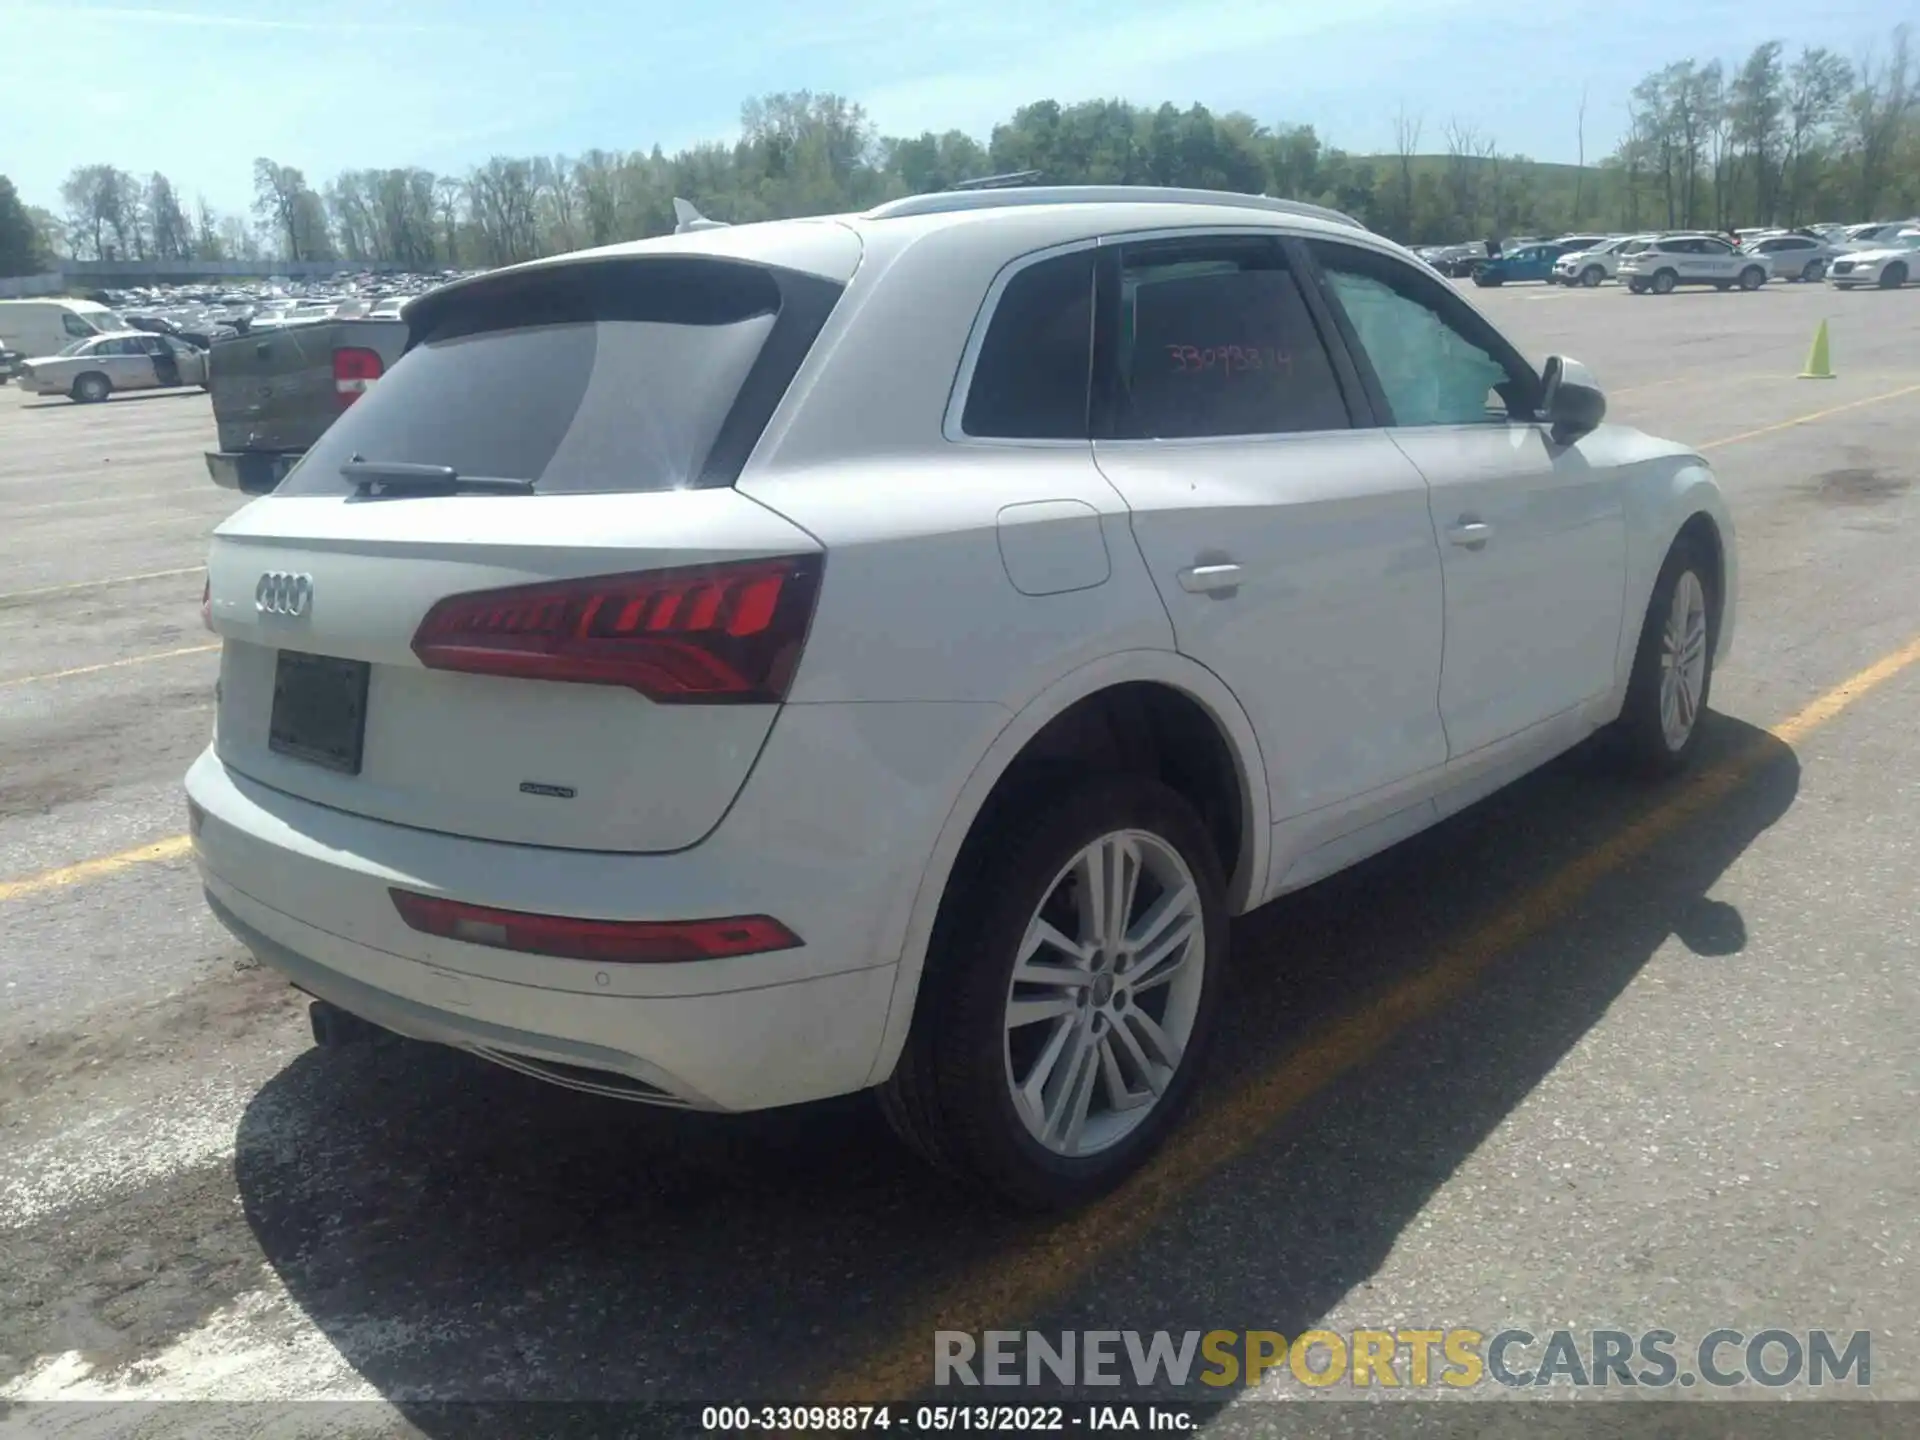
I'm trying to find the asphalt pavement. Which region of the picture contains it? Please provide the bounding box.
[0,277,1916,1435]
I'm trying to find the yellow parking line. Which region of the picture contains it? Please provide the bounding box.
[1698,381,1920,451]
[0,643,219,689]
[819,630,1920,1402]
[0,565,204,605]
[0,835,194,905]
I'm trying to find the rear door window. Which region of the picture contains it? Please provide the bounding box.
[960,249,1094,440]
[1101,237,1351,440]
[280,258,843,497]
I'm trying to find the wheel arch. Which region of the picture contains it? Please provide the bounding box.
[862,649,1271,1088]
[1614,461,1737,706]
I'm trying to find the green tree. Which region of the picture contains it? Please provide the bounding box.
[1846,23,1916,217]
[252,158,331,261]
[1784,47,1854,221]
[0,175,46,276]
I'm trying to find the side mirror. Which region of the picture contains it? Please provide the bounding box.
[1540,355,1606,445]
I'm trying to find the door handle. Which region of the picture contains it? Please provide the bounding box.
[1447,521,1493,551]
[1177,562,1244,594]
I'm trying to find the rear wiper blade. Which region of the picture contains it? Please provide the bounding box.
[341,456,535,496]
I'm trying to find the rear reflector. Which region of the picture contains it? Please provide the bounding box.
[389,889,802,964]
[333,346,383,407]
[410,554,823,704]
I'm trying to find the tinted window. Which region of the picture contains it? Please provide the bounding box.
[62,313,93,338]
[961,250,1093,440]
[1311,241,1538,427]
[1109,242,1349,440]
[1701,239,1733,254]
[282,259,831,497]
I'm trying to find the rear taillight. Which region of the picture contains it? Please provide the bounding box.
[332,346,383,408]
[410,554,823,704]
[389,889,801,964]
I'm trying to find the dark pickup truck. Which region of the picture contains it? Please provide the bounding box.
[203,318,406,492]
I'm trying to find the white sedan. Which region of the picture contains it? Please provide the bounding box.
[185,187,1737,1209]
[17,330,209,402]
[1827,233,1919,289]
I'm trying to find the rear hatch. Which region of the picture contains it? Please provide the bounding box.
[206,250,851,853]
[209,318,403,455]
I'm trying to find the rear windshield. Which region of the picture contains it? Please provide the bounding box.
[281,258,835,497]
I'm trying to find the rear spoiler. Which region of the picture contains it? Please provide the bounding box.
[399,199,736,336]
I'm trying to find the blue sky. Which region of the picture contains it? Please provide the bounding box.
[1,0,1908,217]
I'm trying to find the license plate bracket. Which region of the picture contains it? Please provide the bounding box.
[269,651,370,775]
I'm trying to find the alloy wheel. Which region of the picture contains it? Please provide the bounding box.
[1002,829,1207,1158]
[1659,570,1709,751]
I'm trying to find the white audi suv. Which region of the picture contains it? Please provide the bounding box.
[187,186,1737,1209]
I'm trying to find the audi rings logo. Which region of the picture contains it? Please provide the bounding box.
[255,571,314,618]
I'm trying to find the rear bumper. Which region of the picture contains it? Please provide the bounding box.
[205,449,299,494]
[185,695,1005,1110]
[201,873,894,1110]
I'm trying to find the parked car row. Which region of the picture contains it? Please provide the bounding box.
[2,270,472,404]
[1412,218,1920,295]
[1412,226,1919,297]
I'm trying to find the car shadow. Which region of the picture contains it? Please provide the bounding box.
[17,388,208,410]
[232,716,1796,1424]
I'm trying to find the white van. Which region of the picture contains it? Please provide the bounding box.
[0,299,131,361]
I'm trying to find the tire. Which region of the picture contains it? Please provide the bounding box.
[1472,269,1500,287]
[878,773,1228,1211]
[1880,263,1909,290]
[1739,266,1766,291]
[71,372,111,404]
[1609,536,1716,777]
[1581,266,1605,288]
[1627,279,1650,294]
[1802,260,1826,283]
[1651,269,1678,295]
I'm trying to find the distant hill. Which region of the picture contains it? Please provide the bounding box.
[1349,152,1636,241]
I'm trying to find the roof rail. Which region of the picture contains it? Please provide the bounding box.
[863,185,1367,231]
[949,169,1045,191]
